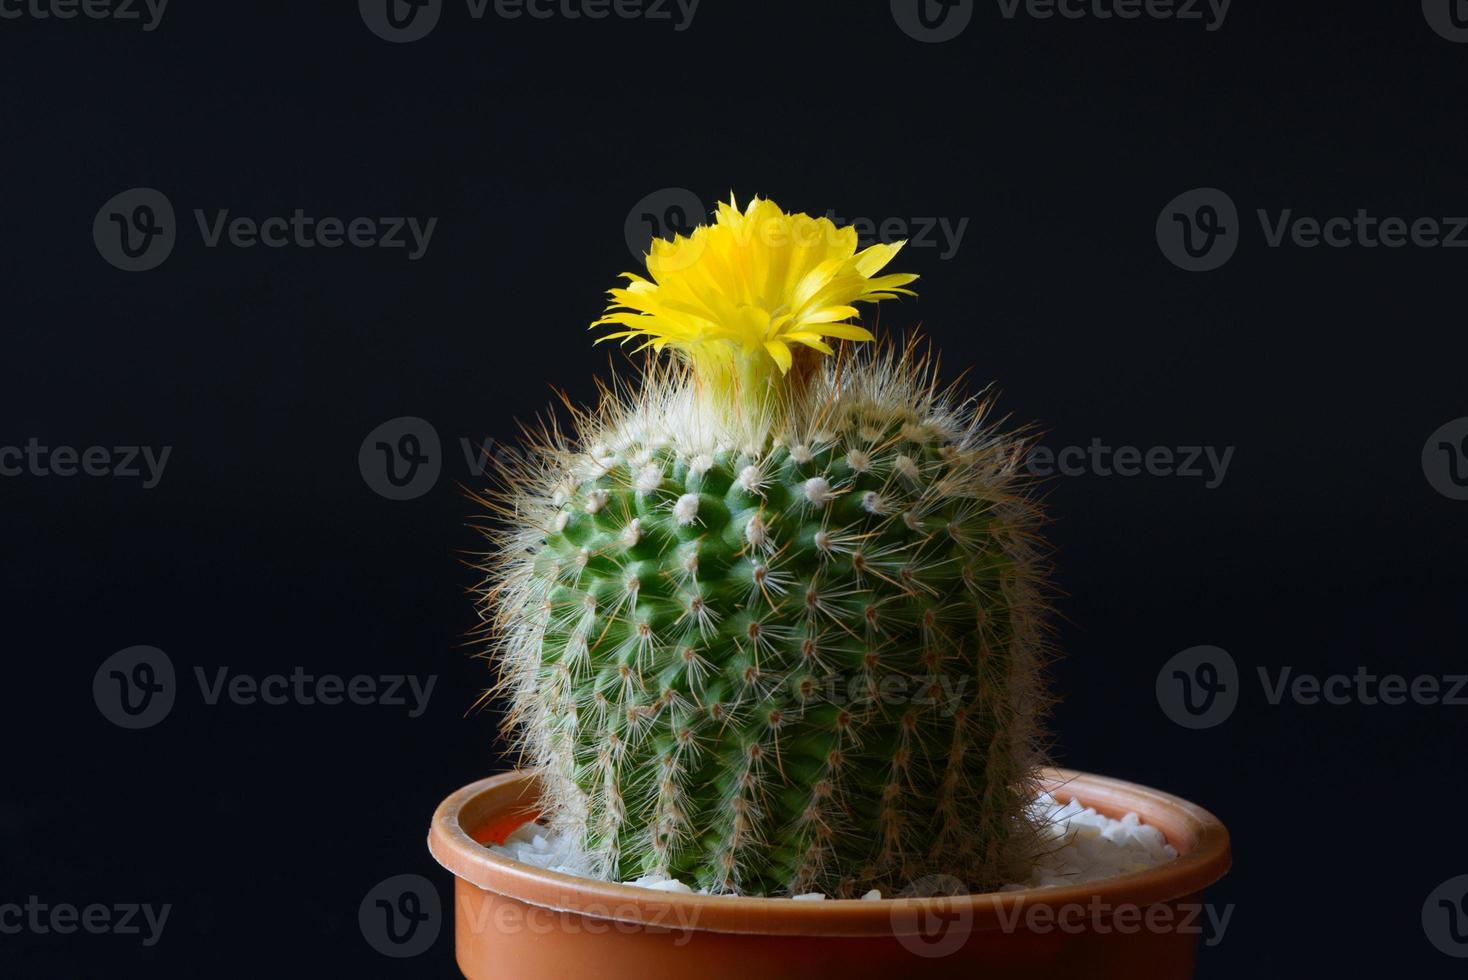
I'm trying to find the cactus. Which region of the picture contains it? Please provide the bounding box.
[476,196,1052,897]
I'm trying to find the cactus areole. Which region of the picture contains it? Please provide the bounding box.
[475,196,1053,897]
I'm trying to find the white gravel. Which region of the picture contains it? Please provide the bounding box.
[1000,792,1179,890]
[487,791,1178,899]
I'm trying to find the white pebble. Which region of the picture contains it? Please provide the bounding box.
[626,874,695,894]
[487,791,1179,899]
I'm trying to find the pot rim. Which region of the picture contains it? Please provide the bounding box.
[428,767,1231,938]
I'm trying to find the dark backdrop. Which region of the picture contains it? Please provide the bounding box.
[3,1,1466,976]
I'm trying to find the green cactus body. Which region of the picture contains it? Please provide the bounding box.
[484,349,1050,896]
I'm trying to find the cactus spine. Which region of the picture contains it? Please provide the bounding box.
[476,197,1051,896]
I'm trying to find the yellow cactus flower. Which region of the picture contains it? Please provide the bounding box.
[593,195,917,422]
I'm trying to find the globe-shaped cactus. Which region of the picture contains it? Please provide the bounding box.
[476,196,1052,897]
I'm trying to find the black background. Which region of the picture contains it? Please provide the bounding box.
[3,1,1466,975]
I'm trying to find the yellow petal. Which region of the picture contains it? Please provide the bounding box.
[590,194,916,407]
[814,323,876,342]
[852,240,906,277]
[763,340,793,373]
[797,306,861,324]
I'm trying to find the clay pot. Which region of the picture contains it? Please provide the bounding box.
[428,768,1230,980]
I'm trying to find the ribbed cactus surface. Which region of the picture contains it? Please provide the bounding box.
[485,352,1049,896]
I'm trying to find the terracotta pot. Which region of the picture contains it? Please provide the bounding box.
[428,768,1231,980]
